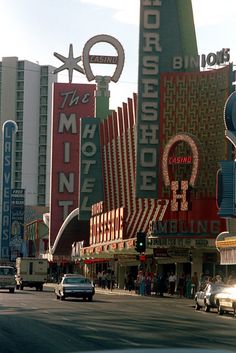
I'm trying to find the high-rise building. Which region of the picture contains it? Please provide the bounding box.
[0,57,57,207]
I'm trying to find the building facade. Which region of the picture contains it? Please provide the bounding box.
[0,57,57,259]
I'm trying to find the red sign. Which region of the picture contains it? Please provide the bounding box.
[168,156,192,164]
[49,83,96,246]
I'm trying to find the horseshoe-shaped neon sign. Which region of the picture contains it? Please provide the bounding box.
[82,34,125,83]
[162,133,200,187]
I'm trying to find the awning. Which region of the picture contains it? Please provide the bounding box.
[219,248,236,265]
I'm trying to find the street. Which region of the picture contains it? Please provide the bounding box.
[0,287,236,353]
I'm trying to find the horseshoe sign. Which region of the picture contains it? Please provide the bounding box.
[82,34,125,83]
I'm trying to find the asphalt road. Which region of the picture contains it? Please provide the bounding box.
[0,287,236,353]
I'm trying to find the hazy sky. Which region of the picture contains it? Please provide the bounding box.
[0,0,236,109]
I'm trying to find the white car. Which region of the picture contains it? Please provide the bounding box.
[55,274,95,301]
[215,285,236,316]
[0,266,16,293]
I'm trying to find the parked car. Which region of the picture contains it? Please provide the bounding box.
[215,285,236,316]
[0,266,16,293]
[55,274,95,301]
[194,282,229,312]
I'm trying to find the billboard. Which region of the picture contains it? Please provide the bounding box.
[10,189,25,260]
[50,83,96,246]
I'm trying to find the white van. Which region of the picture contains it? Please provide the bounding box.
[0,266,16,293]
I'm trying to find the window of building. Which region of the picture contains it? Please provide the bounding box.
[38,195,45,206]
[17,81,24,90]
[40,96,48,105]
[39,145,46,155]
[39,135,47,145]
[16,101,23,110]
[40,77,48,86]
[18,61,24,70]
[41,66,48,75]
[17,71,24,81]
[16,111,23,120]
[15,142,22,151]
[40,86,48,96]
[39,155,46,164]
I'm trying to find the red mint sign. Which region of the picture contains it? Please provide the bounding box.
[49,83,96,247]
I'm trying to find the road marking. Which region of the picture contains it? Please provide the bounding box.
[119,338,142,346]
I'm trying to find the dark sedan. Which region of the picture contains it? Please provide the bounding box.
[55,274,95,301]
[194,282,229,312]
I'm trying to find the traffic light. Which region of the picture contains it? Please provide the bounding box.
[135,232,146,253]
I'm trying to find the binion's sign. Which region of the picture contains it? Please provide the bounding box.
[173,48,230,70]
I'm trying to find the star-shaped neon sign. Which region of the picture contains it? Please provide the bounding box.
[53,44,85,83]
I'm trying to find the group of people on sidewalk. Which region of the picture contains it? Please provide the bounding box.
[131,270,200,298]
[124,270,201,298]
[96,270,116,290]
[95,268,236,298]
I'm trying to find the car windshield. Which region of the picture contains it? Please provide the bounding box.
[63,277,90,285]
[0,268,15,276]
[211,284,227,291]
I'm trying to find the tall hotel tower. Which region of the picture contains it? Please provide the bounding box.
[0,57,57,207]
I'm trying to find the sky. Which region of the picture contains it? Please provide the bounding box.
[0,0,236,110]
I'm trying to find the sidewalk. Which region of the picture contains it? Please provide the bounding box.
[96,287,194,302]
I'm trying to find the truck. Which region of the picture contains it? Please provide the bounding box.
[16,257,48,291]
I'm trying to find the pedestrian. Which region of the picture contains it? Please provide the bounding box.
[126,273,133,291]
[168,272,177,295]
[152,272,158,295]
[157,272,166,297]
[185,274,192,298]
[145,272,152,296]
[191,272,199,296]
[177,272,185,298]
[97,271,102,287]
[101,271,106,289]
[139,271,145,296]
[111,270,116,290]
[106,270,112,290]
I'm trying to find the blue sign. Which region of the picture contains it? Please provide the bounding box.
[1,121,18,259]
[224,91,236,132]
[10,189,25,260]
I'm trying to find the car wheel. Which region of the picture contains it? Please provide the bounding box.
[83,296,87,301]
[88,295,93,302]
[195,302,200,311]
[218,305,224,315]
[204,304,210,312]
[9,288,14,293]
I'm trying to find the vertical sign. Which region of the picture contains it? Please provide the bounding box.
[79,118,104,220]
[136,1,162,199]
[50,83,96,247]
[1,120,18,259]
[10,189,25,260]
